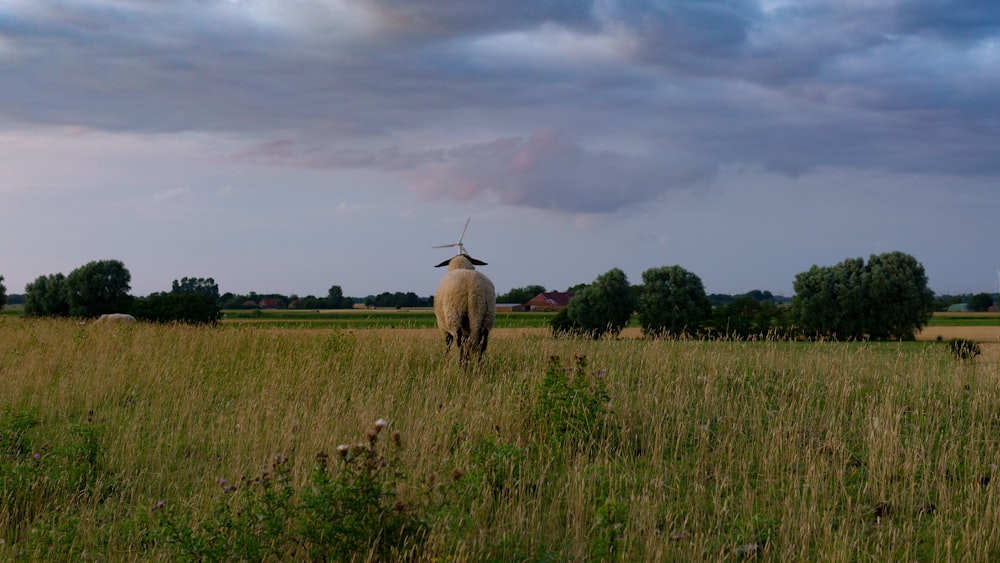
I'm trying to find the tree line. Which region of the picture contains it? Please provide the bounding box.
[1,251,995,337]
[0,260,436,324]
[548,251,960,341]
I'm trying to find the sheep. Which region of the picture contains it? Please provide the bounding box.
[434,254,496,368]
[94,313,137,324]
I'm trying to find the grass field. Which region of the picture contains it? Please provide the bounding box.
[2,316,1000,560]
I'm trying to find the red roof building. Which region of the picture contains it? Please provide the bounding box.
[524,291,576,311]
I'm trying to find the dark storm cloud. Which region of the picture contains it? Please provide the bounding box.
[2,0,998,213]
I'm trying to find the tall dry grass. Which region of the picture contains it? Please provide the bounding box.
[1,317,1000,560]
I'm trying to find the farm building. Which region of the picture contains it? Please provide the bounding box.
[496,303,527,313]
[524,291,576,312]
[947,303,970,312]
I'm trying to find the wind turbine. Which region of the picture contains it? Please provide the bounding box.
[433,216,472,257]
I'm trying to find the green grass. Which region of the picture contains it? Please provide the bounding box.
[2,317,1000,560]
[220,309,558,329]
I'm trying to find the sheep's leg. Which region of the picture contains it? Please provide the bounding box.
[443,333,454,357]
[476,330,490,364]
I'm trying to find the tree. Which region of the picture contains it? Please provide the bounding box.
[497,285,547,304]
[171,277,220,300]
[65,259,133,318]
[132,293,221,324]
[0,275,5,312]
[712,297,791,340]
[325,285,353,309]
[792,251,934,340]
[24,273,70,317]
[792,257,878,339]
[638,265,712,338]
[560,268,635,338]
[862,251,935,339]
[967,293,994,312]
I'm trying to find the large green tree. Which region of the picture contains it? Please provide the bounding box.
[792,251,934,340]
[967,293,994,312]
[171,277,220,300]
[325,285,354,309]
[638,265,712,338]
[65,259,133,318]
[562,268,635,338]
[24,273,70,317]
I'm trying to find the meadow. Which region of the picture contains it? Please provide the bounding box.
[1,316,999,561]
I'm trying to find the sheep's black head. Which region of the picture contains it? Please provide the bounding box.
[435,254,487,270]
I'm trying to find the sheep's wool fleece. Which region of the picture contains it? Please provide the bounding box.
[434,257,496,336]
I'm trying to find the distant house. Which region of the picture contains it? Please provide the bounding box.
[496,303,527,313]
[524,291,576,312]
[947,303,970,313]
[258,297,285,309]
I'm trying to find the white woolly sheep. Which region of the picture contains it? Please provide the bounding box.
[434,254,496,368]
[94,313,137,324]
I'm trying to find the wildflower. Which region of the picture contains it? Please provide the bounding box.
[33,453,41,460]
[451,468,465,481]
[390,431,401,446]
[375,418,389,431]
[336,444,350,458]
[151,500,165,512]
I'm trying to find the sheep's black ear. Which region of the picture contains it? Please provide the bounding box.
[434,259,452,268]
[466,255,488,266]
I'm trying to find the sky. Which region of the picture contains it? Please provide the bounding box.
[1,0,998,300]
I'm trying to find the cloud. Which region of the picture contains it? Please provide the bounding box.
[1,0,997,190]
[406,130,713,212]
[236,129,712,213]
[151,187,189,204]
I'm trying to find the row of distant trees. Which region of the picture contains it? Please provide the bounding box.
[7,261,222,324]
[550,251,957,341]
[0,260,434,323]
[1,251,995,338]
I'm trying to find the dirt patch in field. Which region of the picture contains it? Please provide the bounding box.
[915,326,1000,344]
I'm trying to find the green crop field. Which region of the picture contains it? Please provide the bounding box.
[926,312,1000,327]
[2,317,1000,560]
[220,309,558,330]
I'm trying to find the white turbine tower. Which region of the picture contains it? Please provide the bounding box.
[433,216,472,257]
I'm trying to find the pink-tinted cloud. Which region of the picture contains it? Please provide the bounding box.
[237,130,714,213]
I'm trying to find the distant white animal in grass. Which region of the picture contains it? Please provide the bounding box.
[433,218,496,368]
[94,313,137,324]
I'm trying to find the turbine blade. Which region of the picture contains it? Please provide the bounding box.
[458,216,470,244]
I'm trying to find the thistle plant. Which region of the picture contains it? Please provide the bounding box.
[156,418,428,561]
